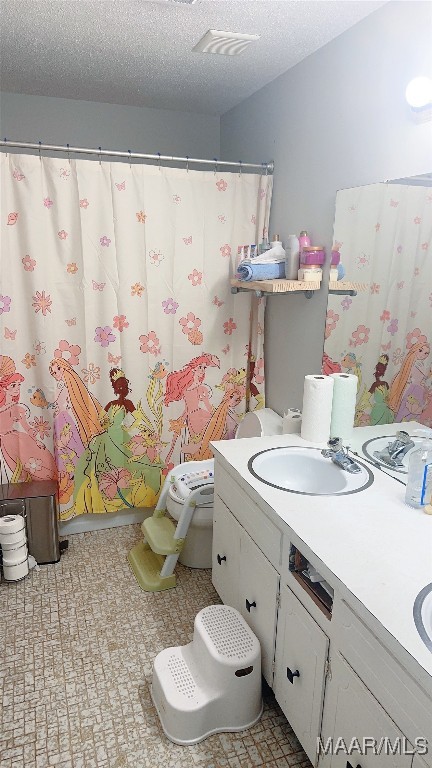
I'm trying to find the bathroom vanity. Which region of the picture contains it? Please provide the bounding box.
[211,424,432,768]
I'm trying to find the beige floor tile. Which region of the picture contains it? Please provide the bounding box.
[1,524,311,768]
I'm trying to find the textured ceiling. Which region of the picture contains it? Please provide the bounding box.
[0,0,387,116]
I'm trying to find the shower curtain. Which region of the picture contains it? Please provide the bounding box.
[0,152,271,518]
[324,183,432,428]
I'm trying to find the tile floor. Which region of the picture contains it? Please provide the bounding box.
[1,524,312,768]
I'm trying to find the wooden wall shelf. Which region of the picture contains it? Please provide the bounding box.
[230,278,321,299]
[328,281,368,296]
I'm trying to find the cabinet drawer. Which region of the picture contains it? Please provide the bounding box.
[215,463,281,569]
[334,598,432,758]
[320,654,414,767]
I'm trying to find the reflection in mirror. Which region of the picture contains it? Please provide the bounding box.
[323,177,432,429]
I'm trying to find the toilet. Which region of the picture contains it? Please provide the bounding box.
[167,408,282,568]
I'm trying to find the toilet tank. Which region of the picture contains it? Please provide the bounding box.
[236,408,282,439]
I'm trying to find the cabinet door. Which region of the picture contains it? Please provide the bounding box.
[239,529,279,687]
[212,495,240,609]
[274,584,329,765]
[319,654,413,768]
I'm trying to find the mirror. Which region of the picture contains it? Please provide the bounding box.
[323,175,432,428]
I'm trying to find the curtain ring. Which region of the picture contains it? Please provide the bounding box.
[214,158,218,175]
[98,146,102,166]
[38,141,42,162]
[67,143,71,165]
[239,160,242,177]
[158,152,161,171]
[186,156,189,173]
[128,149,132,168]
[3,138,7,157]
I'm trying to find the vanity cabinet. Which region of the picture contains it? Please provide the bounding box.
[319,654,414,768]
[211,449,432,768]
[274,583,329,764]
[212,494,279,686]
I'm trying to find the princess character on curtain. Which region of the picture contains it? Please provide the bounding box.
[105,368,135,414]
[182,368,246,460]
[388,340,430,421]
[0,356,56,482]
[164,353,220,461]
[68,365,163,518]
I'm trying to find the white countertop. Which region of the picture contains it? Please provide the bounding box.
[211,423,432,682]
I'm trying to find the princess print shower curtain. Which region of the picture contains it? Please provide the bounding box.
[324,183,432,428]
[0,153,271,518]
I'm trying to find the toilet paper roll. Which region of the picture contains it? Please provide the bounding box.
[282,409,303,434]
[300,375,334,444]
[330,373,358,442]
[0,514,25,535]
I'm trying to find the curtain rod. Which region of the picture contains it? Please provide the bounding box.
[0,140,274,174]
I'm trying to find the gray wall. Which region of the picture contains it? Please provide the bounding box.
[0,92,220,159]
[221,0,432,416]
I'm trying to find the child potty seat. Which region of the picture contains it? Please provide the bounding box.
[169,460,215,508]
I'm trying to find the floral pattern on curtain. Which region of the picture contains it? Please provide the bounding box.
[324,183,432,428]
[0,153,271,518]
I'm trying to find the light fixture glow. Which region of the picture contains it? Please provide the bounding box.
[405,77,432,109]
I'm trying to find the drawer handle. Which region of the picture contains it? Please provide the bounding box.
[245,599,256,613]
[216,554,226,565]
[286,667,300,684]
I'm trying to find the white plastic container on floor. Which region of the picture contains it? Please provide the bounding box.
[151,604,262,745]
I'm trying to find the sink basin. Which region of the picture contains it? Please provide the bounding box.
[248,446,373,496]
[362,435,422,474]
[414,583,432,652]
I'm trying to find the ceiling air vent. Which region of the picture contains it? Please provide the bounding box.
[193,29,260,56]
[170,0,198,4]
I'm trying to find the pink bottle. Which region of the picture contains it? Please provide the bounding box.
[299,230,311,249]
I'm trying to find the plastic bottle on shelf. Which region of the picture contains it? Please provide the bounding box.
[259,231,270,254]
[299,230,311,249]
[405,437,432,510]
[285,234,300,280]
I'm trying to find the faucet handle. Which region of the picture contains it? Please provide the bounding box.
[394,430,412,444]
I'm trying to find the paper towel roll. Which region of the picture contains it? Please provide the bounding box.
[300,375,334,443]
[283,409,303,434]
[330,373,358,442]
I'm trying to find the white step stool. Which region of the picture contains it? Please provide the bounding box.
[151,604,262,745]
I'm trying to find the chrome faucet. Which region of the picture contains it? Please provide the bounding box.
[373,430,415,468]
[321,438,362,474]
